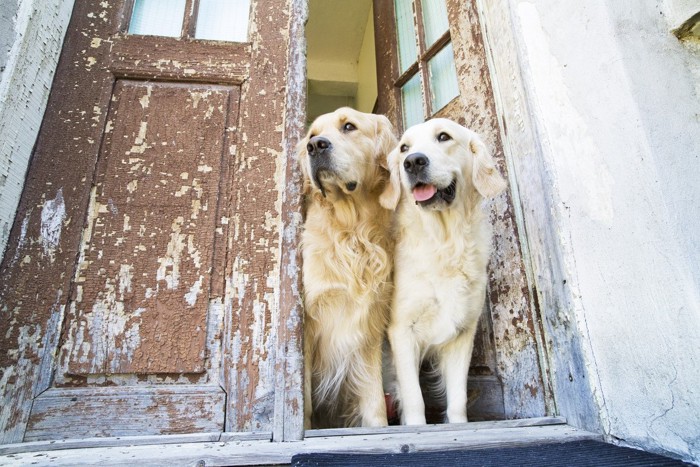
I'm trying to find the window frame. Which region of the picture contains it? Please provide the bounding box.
[123,0,252,43]
[394,0,457,128]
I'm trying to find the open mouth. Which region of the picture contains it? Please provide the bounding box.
[412,179,457,206]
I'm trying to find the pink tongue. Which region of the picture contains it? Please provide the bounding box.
[412,184,437,202]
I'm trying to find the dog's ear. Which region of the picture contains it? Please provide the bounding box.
[296,136,312,196]
[374,114,398,169]
[470,137,507,198]
[379,146,402,210]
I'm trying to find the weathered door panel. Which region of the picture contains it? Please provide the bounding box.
[374,0,548,421]
[61,80,234,377]
[0,0,305,443]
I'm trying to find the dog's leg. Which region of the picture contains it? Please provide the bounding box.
[355,339,388,427]
[389,325,425,425]
[439,328,476,424]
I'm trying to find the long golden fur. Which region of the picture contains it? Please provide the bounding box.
[298,107,397,428]
[380,119,506,425]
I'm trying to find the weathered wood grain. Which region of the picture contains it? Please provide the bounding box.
[0,423,600,466]
[24,386,226,441]
[109,35,250,83]
[306,416,566,438]
[272,0,307,442]
[0,431,272,456]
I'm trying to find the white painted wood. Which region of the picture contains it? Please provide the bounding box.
[0,432,272,456]
[272,0,307,443]
[306,416,566,438]
[0,423,600,466]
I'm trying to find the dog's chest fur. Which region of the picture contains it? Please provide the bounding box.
[302,197,393,315]
[393,206,491,347]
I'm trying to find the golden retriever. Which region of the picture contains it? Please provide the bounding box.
[298,107,397,428]
[380,118,506,425]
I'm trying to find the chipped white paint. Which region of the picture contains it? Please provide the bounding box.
[0,0,75,262]
[39,189,66,261]
[9,210,30,266]
[128,121,150,154]
[185,276,204,306]
[139,85,152,109]
[156,216,186,289]
[189,90,213,109]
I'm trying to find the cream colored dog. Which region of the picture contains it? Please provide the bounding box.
[380,118,506,425]
[299,107,397,428]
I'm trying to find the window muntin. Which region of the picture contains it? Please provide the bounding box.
[393,0,459,129]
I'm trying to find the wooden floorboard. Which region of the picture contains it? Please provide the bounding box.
[0,419,601,466]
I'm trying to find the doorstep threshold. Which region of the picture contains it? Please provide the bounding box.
[0,417,601,466]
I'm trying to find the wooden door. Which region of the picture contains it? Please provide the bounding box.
[0,0,305,443]
[374,0,550,421]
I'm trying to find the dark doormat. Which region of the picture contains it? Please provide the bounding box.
[291,440,691,466]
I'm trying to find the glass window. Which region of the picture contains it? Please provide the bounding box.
[420,0,449,48]
[401,74,424,130]
[129,0,186,37]
[395,0,418,74]
[393,0,459,129]
[428,42,459,112]
[195,0,251,42]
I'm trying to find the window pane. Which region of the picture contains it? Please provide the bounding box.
[428,42,459,113]
[195,0,251,42]
[395,0,418,73]
[401,73,424,130]
[421,0,449,48]
[129,0,186,37]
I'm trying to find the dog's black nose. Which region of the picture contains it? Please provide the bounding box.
[403,152,429,175]
[307,136,331,155]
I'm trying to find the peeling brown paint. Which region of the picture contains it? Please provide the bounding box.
[1,0,298,442]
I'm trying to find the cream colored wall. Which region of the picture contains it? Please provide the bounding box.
[355,6,378,113]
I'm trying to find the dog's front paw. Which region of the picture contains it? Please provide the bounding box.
[402,413,427,425]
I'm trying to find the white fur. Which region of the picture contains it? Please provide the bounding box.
[299,108,397,428]
[381,119,506,425]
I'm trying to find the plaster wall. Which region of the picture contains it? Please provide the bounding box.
[510,0,700,462]
[0,0,75,262]
[356,6,378,114]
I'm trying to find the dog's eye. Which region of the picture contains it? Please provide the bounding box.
[437,132,451,142]
[342,122,357,132]
[400,144,409,153]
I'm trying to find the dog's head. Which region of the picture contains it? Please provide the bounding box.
[380,118,506,211]
[298,107,397,201]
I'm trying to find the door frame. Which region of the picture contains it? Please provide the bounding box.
[0,0,601,448]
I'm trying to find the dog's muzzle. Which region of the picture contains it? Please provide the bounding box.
[307,136,333,197]
[404,152,457,206]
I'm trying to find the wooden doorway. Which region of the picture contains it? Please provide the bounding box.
[0,0,305,443]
